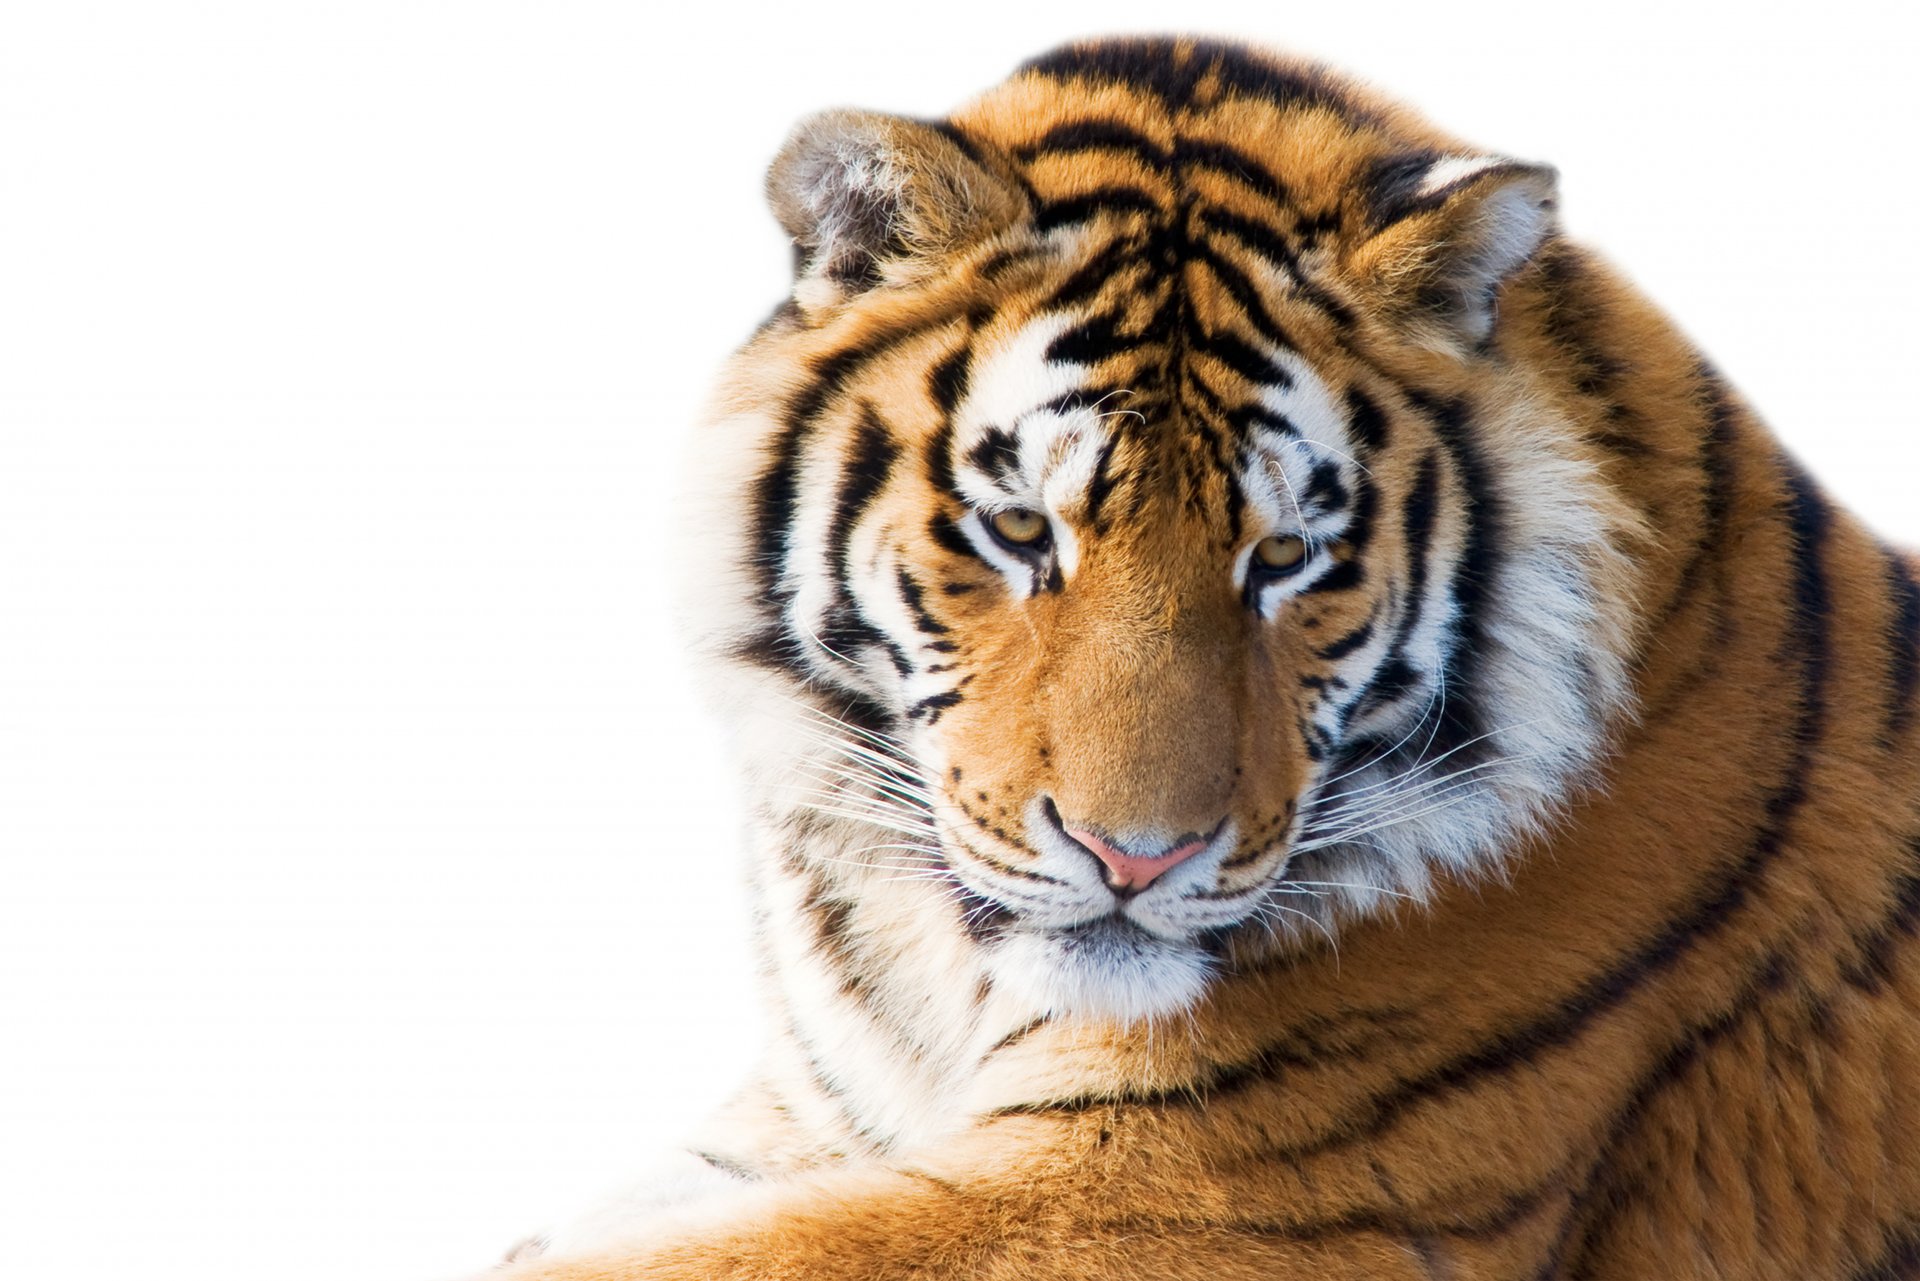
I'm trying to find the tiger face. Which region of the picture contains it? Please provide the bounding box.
[698,47,1645,1023]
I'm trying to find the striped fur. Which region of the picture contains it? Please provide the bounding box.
[499,38,1920,1280]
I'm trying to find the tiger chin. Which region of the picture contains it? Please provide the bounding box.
[487,37,1920,1281]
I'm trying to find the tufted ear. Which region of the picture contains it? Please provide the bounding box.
[767,110,1026,312]
[1349,153,1559,348]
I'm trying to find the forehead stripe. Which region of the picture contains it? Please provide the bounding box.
[1013,118,1172,170]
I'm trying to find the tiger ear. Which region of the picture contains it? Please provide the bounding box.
[1349,153,1559,348]
[767,110,1026,312]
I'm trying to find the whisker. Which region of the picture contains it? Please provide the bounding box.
[1254,899,1340,958]
[1276,433,1375,480]
[1302,753,1539,827]
[1279,879,1424,903]
[1293,783,1494,852]
[792,800,941,840]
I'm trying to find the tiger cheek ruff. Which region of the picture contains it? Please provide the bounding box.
[491,38,1920,1281]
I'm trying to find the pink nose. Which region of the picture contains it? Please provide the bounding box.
[1064,825,1214,891]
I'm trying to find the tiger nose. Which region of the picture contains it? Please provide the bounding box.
[1060,820,1220,892]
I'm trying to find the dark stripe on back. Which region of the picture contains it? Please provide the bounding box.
[1648,367,1740,638]
[1851,1218,1920,1281]
[1839,834,1920,993]
[1883,548,1920,749]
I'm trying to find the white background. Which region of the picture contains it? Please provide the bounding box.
[3,3,1915,1278]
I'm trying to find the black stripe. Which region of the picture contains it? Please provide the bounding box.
[1302,459,1349,513]
[1019,37,1212,109]
[1032,187,1162,233]
[1197,207,1357,327]
[1020,38,1358,120]
[752,328,936,598]
[951,882,1012,942]
[1781,463,1836,714]
[813,406,905,676]
[1347,450,1440,721]
[1552,953,1796,1281]
[1853,1219,1920,1281]
[978,1016,1052,1064]
[893,566,950,638]
[1883,548,1920,748]
[1014,118,1171,170]
[1191,328,1290,387]
[1421,395,1501,764]
[929,512,986,563]
[1171,136,1290,205]
[1345,387,1390,454]
[927,345,971,419]
[1084,433,1124,528]
[1044,234,1144,310]
[1314,620,1375,662]
[1650,368,1740,634]
[1189,241,1296,350]
[1362,150,1446,229]
[974,243,1051,280]
[689,1148,759,1182]
[1532,244,1655,460]
[1196,206,1300,272]
[965,426,1021,482]
[1840,835,1920,994]
[925,420,957,497]
[1339,465,1380,554]
[825,406,900,583]
[1044,307,1155,365]
[906,689,964,724]
[817,608,913,679]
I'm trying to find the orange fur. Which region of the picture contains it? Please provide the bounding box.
[499,37,1920,1280]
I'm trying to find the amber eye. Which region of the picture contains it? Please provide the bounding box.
[987,508,1050,550]
[1252,534,1310,574]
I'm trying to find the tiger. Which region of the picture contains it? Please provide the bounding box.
[488,35,1920,1281]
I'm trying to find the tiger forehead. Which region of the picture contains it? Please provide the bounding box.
[944,298,1363,539]
[950,44,1424,249]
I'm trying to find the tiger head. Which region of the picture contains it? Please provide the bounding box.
[692,40,1647,1024]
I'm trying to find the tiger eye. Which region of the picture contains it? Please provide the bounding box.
[1253,534,1309,572]
[989,508,1049,547]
